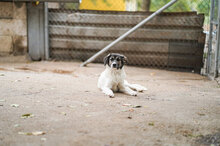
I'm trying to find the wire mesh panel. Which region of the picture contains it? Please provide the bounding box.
[48,0,209,72]
[204,0,220,77]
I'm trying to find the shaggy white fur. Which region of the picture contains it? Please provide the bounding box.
[98,66,147,98]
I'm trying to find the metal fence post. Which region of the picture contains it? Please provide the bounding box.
[214,0,220,78]
[44,2,49,60]
[27,2,45,60]
[80,0,178,67]
[207,0,215,75]
[28,2,49,60]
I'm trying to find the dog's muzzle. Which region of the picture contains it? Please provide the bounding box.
[112,63,117,68]
[111,62,119,69]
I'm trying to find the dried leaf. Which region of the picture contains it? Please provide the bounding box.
[21,113,34,119]
[67,105,76,109]
[0,99,5,102]
[122,109,135,112]
[18,132,32,135]
[133,105,142,108]
[148,122,154,126]
[0,74,5,76]
[127,116,132,119]
[41,137,47,141]
[18,131,45,136]
[32,131,45,136]
[11,104,19,108]
[60,112,66,116]
[124,104,132,106]
[197,113,205,116]
[129,109,135,112]
[14,124,20,127]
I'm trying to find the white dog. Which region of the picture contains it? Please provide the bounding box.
[98,53,147,98]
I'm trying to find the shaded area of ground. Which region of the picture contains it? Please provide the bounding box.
[0,60,220,146]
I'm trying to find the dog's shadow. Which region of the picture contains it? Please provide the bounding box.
[111,91,146,99]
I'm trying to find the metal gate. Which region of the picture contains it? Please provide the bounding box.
[48,9,205,72]
[206,0,220,78]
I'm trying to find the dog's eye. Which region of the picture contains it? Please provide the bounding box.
[116,58,120,61]
[110,58,114,61]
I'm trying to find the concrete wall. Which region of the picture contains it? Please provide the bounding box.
[0,2,27,55]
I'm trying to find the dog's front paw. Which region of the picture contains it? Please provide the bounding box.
[108,93,115,98]
[134,84,147,92]
[102,88,114,98]
[104,92,114,98]
[136,87,147,92]
[130,91,137,96]
[140,86,147,91]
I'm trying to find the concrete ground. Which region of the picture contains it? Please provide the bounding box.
[0,58,220,146]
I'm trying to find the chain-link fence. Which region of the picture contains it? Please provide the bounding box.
[205,0,220,78]
[48,0,210,73]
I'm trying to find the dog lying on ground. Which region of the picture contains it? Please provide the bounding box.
[98,53,147,98]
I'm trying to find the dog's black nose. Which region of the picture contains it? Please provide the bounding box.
[113,64,116,67]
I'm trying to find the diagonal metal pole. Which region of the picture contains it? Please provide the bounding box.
[80,0,178,67]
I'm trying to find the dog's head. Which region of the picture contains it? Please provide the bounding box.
[104,53,127,69]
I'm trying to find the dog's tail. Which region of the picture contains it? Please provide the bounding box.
[124,80,147,92]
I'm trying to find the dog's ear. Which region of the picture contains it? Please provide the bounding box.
[121,55,127,64]
[104,53,111,66]
[119,55,127,69]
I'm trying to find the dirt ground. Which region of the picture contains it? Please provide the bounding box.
[0,57,220,146]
